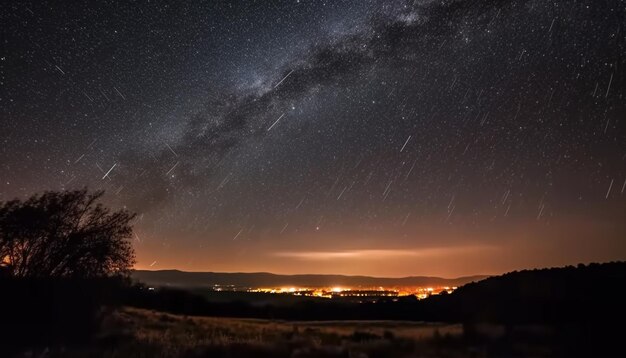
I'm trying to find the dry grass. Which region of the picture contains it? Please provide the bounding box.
[23,307,573,357]
[72,307,464,358]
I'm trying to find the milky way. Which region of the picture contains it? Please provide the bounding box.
[2,0,625,276]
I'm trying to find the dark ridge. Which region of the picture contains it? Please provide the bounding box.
[132,269,488,288]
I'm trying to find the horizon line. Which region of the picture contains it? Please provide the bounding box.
[131,267,494,280]
[131,260,622,280]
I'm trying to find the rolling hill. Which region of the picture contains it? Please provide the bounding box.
[132,270,487,289]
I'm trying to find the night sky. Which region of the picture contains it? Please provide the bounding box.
[2,0,625,277]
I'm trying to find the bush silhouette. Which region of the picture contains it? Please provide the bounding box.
[0,189,136,353]
[0,188,135,278]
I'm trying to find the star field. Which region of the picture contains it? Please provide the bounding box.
[2,0,625,276]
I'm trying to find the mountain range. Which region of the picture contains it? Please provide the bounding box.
[132,270,488,289]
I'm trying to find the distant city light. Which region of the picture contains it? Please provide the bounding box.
[244,284,455,300]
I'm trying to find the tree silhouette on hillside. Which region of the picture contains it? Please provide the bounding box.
[0,189,135,278]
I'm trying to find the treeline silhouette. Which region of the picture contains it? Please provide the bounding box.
[430,261,626,324]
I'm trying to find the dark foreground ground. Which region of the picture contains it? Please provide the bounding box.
[16,307,621,358]
[6,263,626,357]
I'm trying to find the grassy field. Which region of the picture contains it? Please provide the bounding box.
[58,307,464,357]
[20,307,615,357]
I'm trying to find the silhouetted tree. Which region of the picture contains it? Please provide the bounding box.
[0,189,135,278]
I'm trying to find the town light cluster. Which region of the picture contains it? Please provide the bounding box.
[245,286,457,300]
